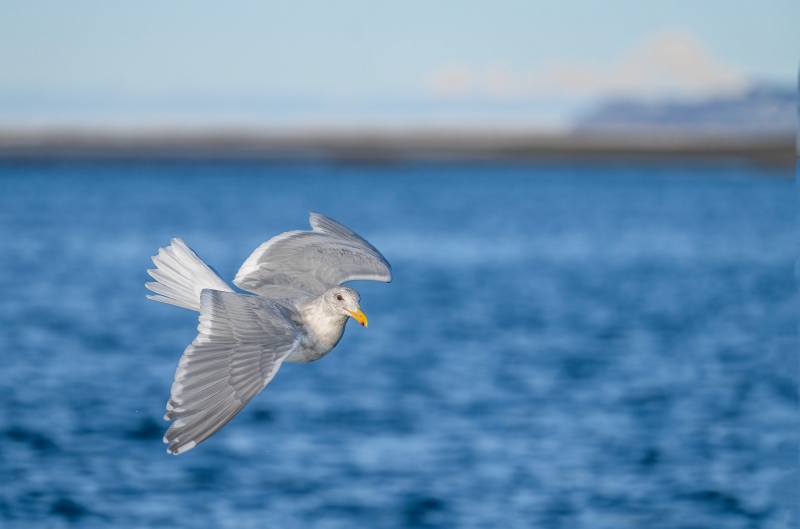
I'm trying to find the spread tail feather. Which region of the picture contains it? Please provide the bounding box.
[146,239,233,311]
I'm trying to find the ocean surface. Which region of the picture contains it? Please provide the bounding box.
[0,160,796,528]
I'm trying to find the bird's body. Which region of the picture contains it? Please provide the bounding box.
[146,213,391,454]
[288,286,361,363]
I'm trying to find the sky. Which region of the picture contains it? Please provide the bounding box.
[0,0,797,129]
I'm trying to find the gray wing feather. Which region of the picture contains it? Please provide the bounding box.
[163,290,301,455]
[233,212,392,297]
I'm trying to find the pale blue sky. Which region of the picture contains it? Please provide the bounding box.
[0,0,796,127]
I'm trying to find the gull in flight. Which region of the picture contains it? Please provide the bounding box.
[146,212,392,454]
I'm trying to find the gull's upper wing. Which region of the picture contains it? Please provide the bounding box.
[233,212,392,297]
[163,290,301,455]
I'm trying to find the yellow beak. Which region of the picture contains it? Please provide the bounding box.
[348,308,369,328]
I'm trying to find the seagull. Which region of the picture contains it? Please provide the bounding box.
[145,212,392,455]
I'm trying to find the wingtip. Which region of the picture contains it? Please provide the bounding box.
[166,440,196,455]
[308,210,324,229]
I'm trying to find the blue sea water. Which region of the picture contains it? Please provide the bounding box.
[0,160,796,528]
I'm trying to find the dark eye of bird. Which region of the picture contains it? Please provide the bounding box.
[336,294,343,301]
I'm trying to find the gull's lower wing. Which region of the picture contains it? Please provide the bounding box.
[233,212,392,297]
[163,290,301,455]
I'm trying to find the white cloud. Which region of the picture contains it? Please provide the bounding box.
[429,64,473,96]
[428,30,750,100]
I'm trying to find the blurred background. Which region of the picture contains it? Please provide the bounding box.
[0,0,796,161]
[0,2,797,528]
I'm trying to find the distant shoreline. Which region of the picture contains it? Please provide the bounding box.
[0,129,794,168]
